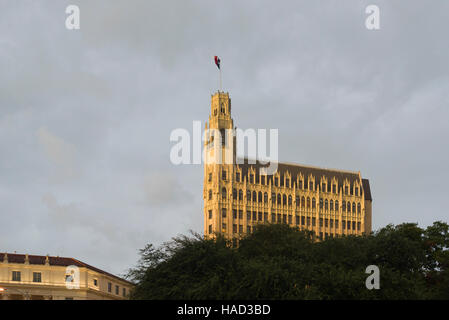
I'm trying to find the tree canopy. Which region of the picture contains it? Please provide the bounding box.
[127,221,449,300]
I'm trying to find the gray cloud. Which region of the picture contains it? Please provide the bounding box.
[142,171,192,206]
[1,0,449,275]
[37,126,79,182]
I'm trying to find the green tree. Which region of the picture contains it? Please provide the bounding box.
[127,221,449,300]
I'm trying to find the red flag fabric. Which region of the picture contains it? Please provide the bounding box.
[214,56,221,69]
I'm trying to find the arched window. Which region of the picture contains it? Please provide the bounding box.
[258,191,263,202]
[264,192,268,203]
[277,194,281,205]
[307,197,311,209]
[272,193,276,204]
[352,202,356,214]
[288,195,292,206]
[330,200,333,211]
[312,198,316,209]
[301,196,305,208]
[222,187,227,199]
[233,188,237,200]
[357,203,361,214]
[325,199,328,210]
[296,196,300,208]
[319,198,323,209]
[348,201,351,213]
[208,189,212,200]
[343,200,346,212]
[253,191,257,202]
[247,190,251,203]
[239,189,243,201]
[283,194,287,206]
[335,200,339,211]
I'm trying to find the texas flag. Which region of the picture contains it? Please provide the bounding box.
[214,56,221,69]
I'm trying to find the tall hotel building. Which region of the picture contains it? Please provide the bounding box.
[203,91,372,241]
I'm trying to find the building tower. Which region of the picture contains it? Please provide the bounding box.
[203,91,236,238]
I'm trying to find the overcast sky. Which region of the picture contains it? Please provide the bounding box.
[1,0,448,276]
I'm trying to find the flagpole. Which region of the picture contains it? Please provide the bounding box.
[214,56,222,92]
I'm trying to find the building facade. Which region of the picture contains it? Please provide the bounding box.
[203,91,372,241]
[0,253,134,300]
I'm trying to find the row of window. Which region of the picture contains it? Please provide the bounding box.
[209,217,361,235]
[213,188,362,214]
[225,170,361,196]
[10,271,126,297]
[209,209,361,231]
[107,281,127,297]
[12,271,41,282]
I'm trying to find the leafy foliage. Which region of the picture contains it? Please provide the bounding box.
[127,222,449,300]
